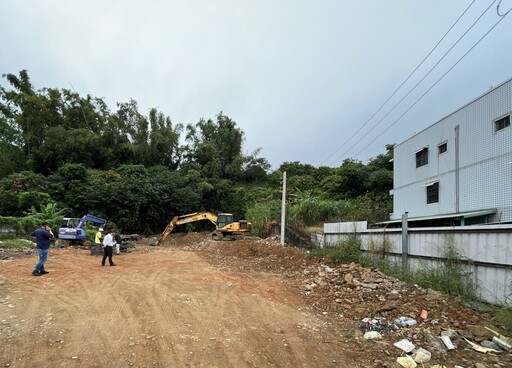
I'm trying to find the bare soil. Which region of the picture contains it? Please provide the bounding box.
[1,233,510,368]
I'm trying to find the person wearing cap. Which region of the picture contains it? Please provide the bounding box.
[95,227,104,245]
[101,228,117,266]
[31,222,54,276]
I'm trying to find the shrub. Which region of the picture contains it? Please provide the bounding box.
[0,239,35,249]
[319,234,362,264]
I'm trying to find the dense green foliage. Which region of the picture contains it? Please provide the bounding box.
[0,70,394,234]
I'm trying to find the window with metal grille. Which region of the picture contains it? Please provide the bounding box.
[416,147,428,168]
[427,182,439,204]
[438,142,447,154]
[494,115,510,132]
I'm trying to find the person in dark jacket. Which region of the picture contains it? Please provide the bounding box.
[31,222,54,276]
[114,231,122,255]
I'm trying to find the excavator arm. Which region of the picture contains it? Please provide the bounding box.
[77,215,107,229]
[157,212,218,245]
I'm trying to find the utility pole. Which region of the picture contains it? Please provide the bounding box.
[402,211,409,269]
[280,171,286,245]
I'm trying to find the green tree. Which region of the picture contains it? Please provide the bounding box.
[118,99,150,165]
[241,148,270,183]
[367,144,395,171]
[0,171,48,194]
[366,144,394,194]
[0,71,62,157]
[184,112,245,180]
[147,108,183,168]
[334,159,369,198]
[31,127,103,173]
[278,161,317,177]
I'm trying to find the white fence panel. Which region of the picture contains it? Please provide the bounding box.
[321,222,512,305]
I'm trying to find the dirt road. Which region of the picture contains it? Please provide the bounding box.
[1,234,511,368]
[1,239,356,368]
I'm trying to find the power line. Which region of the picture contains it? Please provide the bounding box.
[317,0,477,166]
[328,0,497,166]
[497,0,511,16]
[68,82,90,127]
[352,10,509,159]
[319,0,478,166]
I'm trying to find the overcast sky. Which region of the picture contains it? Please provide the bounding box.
[1,0,511,169]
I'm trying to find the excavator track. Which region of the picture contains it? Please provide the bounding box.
[211,232,245,241]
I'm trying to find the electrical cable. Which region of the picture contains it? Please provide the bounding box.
[497,0,511,16]
[318,0,478,166]
[352,10,509,160]
[68,82,90,127]
[328,0,498,166]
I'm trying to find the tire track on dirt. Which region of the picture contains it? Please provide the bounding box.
[146,249,212,367]
[1,242,356,367]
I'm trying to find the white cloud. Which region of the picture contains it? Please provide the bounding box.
[1,0,511,169]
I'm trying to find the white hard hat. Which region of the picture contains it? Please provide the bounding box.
[99,228,104,232]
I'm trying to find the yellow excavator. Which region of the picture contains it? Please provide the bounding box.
[157,212,252,245]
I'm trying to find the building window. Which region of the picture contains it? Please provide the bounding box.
[427,182,439,204]
[494,115,510,132]
[416,147,428,168]
[438,142,447,154]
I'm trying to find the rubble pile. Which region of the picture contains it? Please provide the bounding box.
[169,233,512,367]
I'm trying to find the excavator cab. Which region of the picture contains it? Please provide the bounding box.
[216,213,234,228]
[61,218,81,228]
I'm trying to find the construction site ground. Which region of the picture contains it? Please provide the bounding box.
[1,232,510,368]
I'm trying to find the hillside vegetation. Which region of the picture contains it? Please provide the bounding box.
[0,70,393,235]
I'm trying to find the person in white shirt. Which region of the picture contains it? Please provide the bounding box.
[101,229,117,266]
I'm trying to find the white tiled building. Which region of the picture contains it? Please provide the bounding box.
[390,77,512,226]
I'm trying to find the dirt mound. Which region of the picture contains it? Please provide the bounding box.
[2,232,510,367]
[164,232,512,367]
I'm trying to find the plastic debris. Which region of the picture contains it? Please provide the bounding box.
[419,310,428,319]
[480,340,503,352]
[412,347,431,363]
[485,326,508,340]
[395,316,417,327]
[396,355,417,368]
[363,331,382,340]
[492,336,512,351]
[463,337,500,354]
[359,317,397,335]
[393,338,415,353]
[440,335,456,350]
[423,328,447,352]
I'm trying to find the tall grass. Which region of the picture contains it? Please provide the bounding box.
[313,235,476,300]
[246,200,281,236]
[365,238,475,299]
[309,234,362,263]
[490,305,512,332]
[0,239,35,249]
[288,190,352,226]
